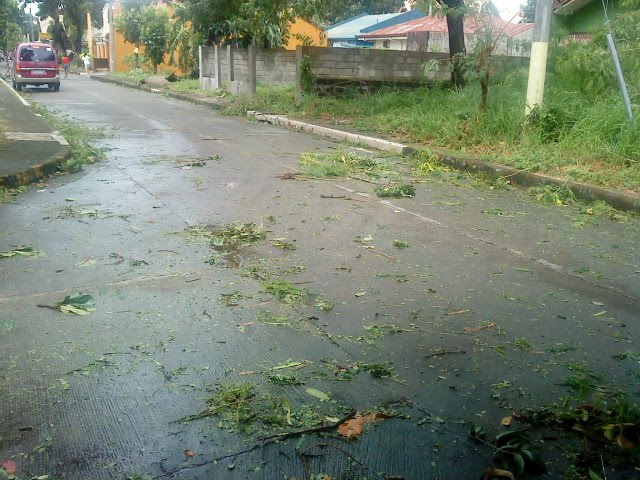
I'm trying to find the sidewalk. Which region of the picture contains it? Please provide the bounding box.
[0,78,70,188]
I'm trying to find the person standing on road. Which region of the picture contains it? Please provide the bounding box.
[61,54,70,78]
[83,53,91,73]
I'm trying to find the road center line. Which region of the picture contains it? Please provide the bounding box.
[332,183,640,304]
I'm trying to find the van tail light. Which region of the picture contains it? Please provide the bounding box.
[14,65,20,73]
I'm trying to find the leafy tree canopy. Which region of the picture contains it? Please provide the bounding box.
[37,0,104,53]
[0,0,24,51]
[520,0,535,23]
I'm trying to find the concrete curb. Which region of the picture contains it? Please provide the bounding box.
[87,76,639,212]
[91,75,228,111]
[247,111,640,213]
[0,148,72,188]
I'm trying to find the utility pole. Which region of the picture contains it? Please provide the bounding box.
[108,4,115,72]
[525,0,553,115]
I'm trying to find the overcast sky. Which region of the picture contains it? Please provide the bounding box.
[492,0,525,21]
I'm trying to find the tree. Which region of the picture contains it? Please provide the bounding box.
[230,0,323,48]
[174,0,324,48]
[37,0,104,54]
[520,0,535,23]
[139,5,169,73]
[0,0,23,52]
[322,0,404,24]
[434,0,467,88]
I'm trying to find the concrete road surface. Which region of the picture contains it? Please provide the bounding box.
[1,76,638,480]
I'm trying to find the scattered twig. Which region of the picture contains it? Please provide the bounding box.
[424,349,466,359]
[203,310,212,319]
[348,174,378,185]
[361,246,397,262]
[463,322,496,334]
[276,172,299,180]
[258,409,357,443]
[444,309,471,316]
[320,194,365,202]
[185,278,201,283]
[298,442,364,467]
[36,304,59,311]
[600,453,607,480]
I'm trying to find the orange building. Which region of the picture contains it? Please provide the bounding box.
[105,2,326,74]
[284,17,327,51]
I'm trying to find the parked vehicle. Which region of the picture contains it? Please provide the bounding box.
[10,42,60,92]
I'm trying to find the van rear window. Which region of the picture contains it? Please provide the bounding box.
[19,46,55,62]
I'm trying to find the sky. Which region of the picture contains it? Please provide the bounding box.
[492,0,525,21]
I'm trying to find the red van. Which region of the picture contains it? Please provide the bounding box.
[11,42,60,92]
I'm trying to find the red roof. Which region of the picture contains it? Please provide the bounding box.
[358,14,533,39]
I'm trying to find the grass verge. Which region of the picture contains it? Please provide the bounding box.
[32,103,104,173]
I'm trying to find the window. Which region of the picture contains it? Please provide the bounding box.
[19,46,55,62]
[382,40,391,48]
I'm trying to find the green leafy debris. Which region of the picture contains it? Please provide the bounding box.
[263,280,304,305]
[375,184,416,198]
[182,382,339,434]
[0,246,41,258]
[57,293,96,316]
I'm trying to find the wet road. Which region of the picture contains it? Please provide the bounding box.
[1,75,639,480]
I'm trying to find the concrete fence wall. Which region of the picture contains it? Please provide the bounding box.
[198,44,528,95]
[298,46,452,83]
[200,46,297,90]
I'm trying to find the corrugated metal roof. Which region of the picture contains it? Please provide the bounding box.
[327,14,404,40]
[358,14,533,39]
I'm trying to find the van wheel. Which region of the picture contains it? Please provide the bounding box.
[52,84,60,92]
[15,82,22,91]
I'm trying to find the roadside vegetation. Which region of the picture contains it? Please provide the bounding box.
[111,58,639,195]
[32,104,104,173]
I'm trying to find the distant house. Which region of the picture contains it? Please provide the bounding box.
[284,17,327,51]
[357,14,534,56]
[327,10,426,48]
[553,0,620,40]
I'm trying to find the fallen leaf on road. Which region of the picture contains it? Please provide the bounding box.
[501,416,512,427]
[57,293,96,316]
[1,460,17,474]
[306,387,330,402]
[480,468,514,480]
[0,246,41,259]
[75,258,97,268]
[337,412,392,439]
[183,450,196,458]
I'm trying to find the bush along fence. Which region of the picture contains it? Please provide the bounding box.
[199,45,528,96]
